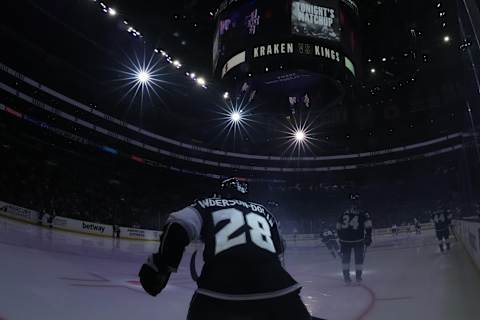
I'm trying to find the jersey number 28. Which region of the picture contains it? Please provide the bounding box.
[213,208,276,255]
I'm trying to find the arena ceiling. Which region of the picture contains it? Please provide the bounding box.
[0,0,467,157]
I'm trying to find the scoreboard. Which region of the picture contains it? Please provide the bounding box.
[291,0,341,42]
[213,0,361,92]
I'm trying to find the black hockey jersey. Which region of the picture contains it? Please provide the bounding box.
[166,198,299,300]
[336,210,372,243]
[431,210,452,231]
[414,218,421,227]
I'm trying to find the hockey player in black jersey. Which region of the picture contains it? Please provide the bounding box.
[414,218,421,234]
[391,224,398,237]
[431,205,453,252]
[138,177,312,320]
[336,193,373,284]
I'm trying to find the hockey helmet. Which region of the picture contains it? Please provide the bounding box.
[220,177,248,199]
[349,193,360,202]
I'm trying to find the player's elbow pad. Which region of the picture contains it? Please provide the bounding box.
[159,223,191,271]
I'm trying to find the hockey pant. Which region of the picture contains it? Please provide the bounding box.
[436,228,450,251]
[186,289,312,320]
[340,241,365,273]
[436,228,450,241]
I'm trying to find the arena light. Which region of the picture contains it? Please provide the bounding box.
[136,70,150,84]
[117,52,172,107]
[223,91,230,99]
[279,115,324,156]
[214,93,256,143]
[295,130,306,141]
[90,0,206,94]
[230,111,241,123]
[443,35,450,43]
[370,68,376,74]
[196,77,206,86]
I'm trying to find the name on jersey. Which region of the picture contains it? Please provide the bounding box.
[198,199,276,227]
[198,198,265,213]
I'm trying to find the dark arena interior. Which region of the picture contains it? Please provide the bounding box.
[0,0,480,319]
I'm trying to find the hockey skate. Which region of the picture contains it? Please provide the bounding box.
[355,270,363,283]
[343,270,352,285]
[439,244,445,253]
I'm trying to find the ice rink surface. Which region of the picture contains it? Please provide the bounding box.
[1,216,480,320]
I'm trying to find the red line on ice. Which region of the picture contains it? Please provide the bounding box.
[355,284,376,320]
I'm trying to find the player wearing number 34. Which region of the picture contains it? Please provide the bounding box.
[138,177,313,320]
[336,193,373,284]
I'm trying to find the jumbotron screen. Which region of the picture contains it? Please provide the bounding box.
[213,0,271,73]
[213,0,361,83]
[291,0,341,41]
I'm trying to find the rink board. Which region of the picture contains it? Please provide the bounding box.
[454,218,480,271]
[0,199,436,246]
[0,200,39,223]
[0,200,159,240]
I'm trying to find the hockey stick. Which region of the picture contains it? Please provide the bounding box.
[189,250,199,282]
[450,225,458,241]
[362,242,369,263]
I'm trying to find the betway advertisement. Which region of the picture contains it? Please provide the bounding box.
[52,217,113,236]
[292,0,341,42]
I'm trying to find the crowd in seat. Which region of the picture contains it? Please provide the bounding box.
[0,116,478,233]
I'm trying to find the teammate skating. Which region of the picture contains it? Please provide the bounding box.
[431,205,453,253]
[406,223,412,234]
[138,177,313,320]
[414,217,421,234]
[322,228,340,258]
[336,193,373,284]
[391,224,398,237]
